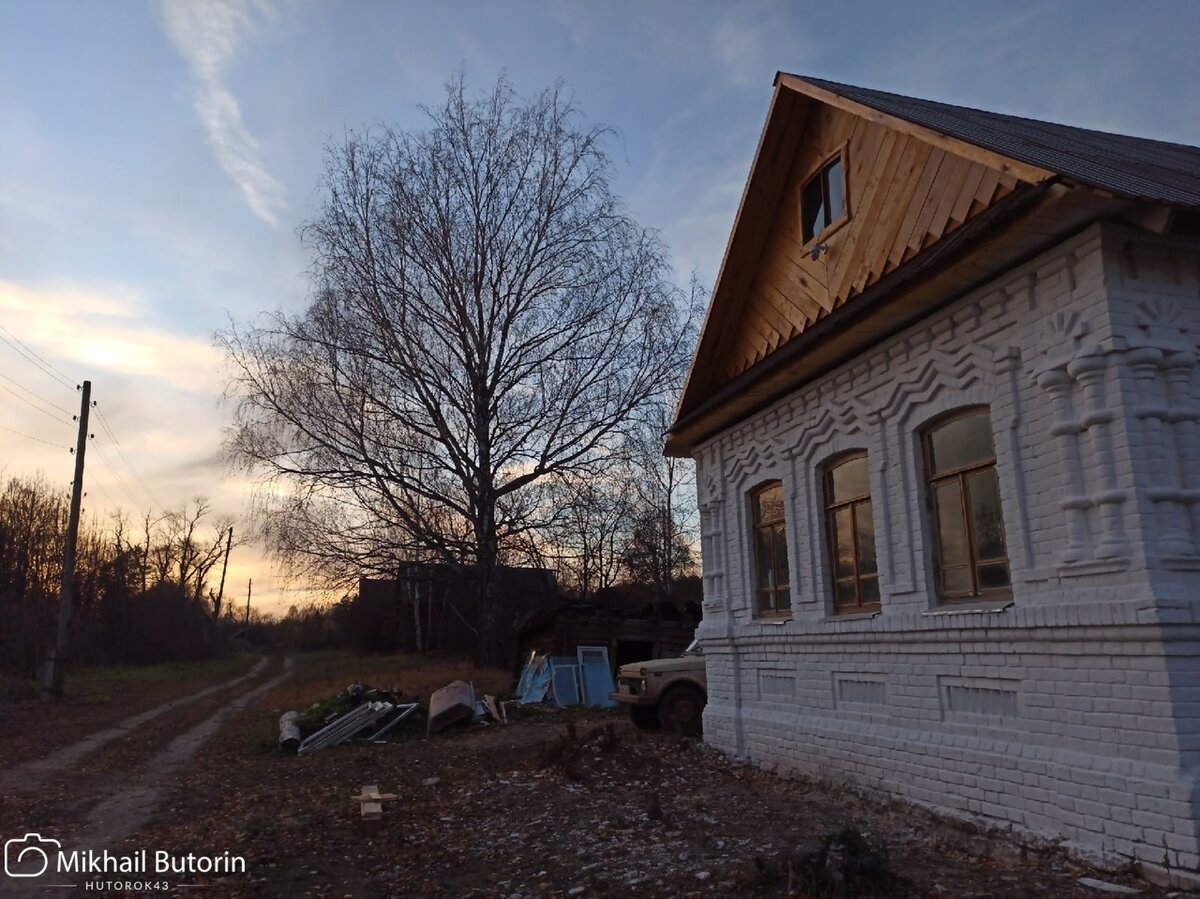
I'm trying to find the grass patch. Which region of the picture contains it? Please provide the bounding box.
[0,656,256,703]
[0,674,39,701]
[66,655,257,703]
[0,654,262,769]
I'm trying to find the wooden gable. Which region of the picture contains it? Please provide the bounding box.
[667,74,1171,456]
[721,99,1027,380]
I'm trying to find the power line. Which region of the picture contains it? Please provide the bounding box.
[89,438,145,510]
[0,382,73,426]
[0,325,76,389]
[0,368,74,416]
[0,421,71,449]
[93,406,165,510]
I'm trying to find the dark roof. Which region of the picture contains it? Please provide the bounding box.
[789,75,1200,209]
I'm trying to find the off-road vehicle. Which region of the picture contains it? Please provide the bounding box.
[609,639,706,736]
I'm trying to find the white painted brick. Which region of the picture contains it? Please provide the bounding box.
[693,224,1200,881]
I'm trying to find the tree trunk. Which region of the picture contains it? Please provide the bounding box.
[664,470,674,602]
[412,567,424,652]
[475,516,500,668]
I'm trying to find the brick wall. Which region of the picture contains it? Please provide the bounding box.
[693,222,1200,882]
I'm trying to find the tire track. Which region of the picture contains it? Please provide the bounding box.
[7,657,293,895]
[0,657,269,794]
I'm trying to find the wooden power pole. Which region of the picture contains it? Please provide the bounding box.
[245,578,252,626]
[43,380,91,698]
[215,526,233,617]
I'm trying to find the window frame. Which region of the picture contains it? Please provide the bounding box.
[800,146,850,246]
[822,451,881,615]
[922,407,1012,603]
[749,480,791,617]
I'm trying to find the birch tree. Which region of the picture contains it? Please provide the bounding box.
[220,74,695,665]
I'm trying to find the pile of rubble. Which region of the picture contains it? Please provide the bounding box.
[278,648,620,757]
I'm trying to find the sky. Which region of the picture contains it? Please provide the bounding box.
[1,0,1198,615]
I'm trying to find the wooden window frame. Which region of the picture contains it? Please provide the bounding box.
[923,408,1012,603]
[750,480,791,617]
[800,145,850,247]
[823,451,880,615]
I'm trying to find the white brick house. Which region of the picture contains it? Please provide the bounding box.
[666,75,1200,882]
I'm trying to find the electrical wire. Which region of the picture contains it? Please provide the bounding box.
[89,480,124,515]
[0,368,74,416]
[0,382,73,426]
[88,438,145,510]
[92,407,165,510]
[0,324,76,389]
[0,421,70,449]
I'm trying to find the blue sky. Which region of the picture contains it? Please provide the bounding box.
[1,0,1198,612]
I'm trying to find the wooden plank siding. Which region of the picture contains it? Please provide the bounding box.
[665,182,1131,456]
[722,107,1033,380]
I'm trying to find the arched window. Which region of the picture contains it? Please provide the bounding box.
[824,452,880,613]
[923,408,1010,600]
[750,481,790,615]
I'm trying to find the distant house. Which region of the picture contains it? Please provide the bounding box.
[669,74,1200,881]
[356,564,558,663]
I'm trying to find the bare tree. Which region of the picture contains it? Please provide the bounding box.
[623,399,699,601]
[220,74,695,665]
[546,473,636,599]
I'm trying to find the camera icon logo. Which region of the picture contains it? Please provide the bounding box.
[4,833,61,878]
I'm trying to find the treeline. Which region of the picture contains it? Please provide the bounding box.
[0,474,239,677]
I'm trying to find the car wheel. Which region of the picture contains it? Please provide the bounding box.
[629,704,660,729]
[660,685,704,737]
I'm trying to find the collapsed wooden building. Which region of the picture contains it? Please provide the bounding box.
[355,566,559,663]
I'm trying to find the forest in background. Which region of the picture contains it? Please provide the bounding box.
[0,474,254,678]
[0,454,698,678]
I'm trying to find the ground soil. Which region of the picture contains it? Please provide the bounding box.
[0,654,259,770]
[0,652,1183,898]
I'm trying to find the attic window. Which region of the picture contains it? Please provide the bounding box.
[801,152,847,244]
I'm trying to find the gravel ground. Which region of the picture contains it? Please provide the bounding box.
[128,700,1175,897]
[3,653,1188,898]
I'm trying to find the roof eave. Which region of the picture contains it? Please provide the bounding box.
[664,180,1132,457]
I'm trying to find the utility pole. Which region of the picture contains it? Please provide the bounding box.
[245,578,252,627]
[43,380,91,699]
[215,526,233,618]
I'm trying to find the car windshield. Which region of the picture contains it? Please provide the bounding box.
[683,638,702,656]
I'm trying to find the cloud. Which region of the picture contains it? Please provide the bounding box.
[0,280,221,394]
[0,276,296,609]
[159,0,285,226]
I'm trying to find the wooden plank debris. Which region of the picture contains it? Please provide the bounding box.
[481,694,504,723]
[351,784,398,821]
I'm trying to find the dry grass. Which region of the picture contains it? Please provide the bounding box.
[0,654,254,702]
[6,651,1152,897]
[0,654,259,769]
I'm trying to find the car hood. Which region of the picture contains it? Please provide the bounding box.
[618,655,704,677]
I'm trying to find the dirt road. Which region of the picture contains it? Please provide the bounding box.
[0,655,292,894]
[0,657,270,795]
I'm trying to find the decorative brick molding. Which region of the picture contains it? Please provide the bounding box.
[696,223,1200,882]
